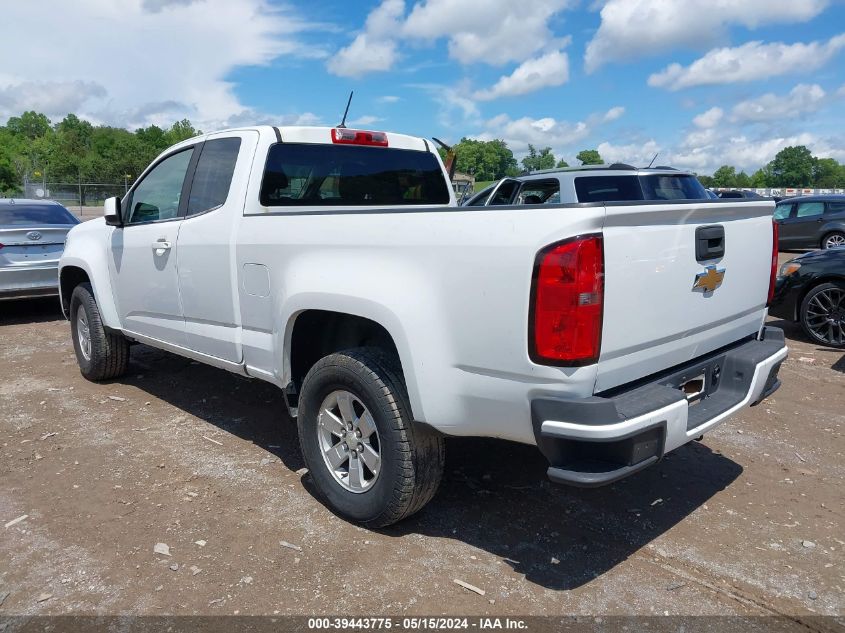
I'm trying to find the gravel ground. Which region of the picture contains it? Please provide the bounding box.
[0,253,843,624]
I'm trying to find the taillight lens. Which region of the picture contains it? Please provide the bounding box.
[331,128,388,147]
[768,219,779,306]
[530,235,604,365]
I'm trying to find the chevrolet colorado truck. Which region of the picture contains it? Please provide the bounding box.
[58,125,787,527]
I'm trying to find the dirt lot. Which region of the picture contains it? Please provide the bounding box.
[1,253,843,622]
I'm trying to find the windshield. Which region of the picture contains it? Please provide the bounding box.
[0,204,79,226]
[261,143,450,206]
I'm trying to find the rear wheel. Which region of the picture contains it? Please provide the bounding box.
[297,347,444,527]
[69,283,130,380]
[821,232,845,250]
[799,282,845,349]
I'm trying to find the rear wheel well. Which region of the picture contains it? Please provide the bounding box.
[288,310,402,407]
[60,267,91,318]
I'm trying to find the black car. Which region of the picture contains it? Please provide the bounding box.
[769,248,845,348]
[774,195,845,250]
[717,189,768,200]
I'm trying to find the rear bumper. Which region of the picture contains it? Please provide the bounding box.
[0,264,59,300]
[532,327,788,487]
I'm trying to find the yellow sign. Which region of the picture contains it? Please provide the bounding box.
[693,266,726,293]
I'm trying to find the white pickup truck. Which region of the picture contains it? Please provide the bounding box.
[59,125,787,527]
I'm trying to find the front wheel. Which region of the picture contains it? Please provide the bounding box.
[799,282,845,349]
[69,283,130,380]
[297,348,444,527]
[822,232,845,250]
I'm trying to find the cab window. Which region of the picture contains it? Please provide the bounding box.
[126,148,194,224]
[187,138,241,216]
[517,179,560,205]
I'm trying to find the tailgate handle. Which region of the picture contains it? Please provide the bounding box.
[695,225,725,262]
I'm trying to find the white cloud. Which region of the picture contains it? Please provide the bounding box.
[377,95,402,103]
[692,107,724,129]
[348,115,384,126]
[474,107,624,156]
[326,0,572,77]
[730,83,827,122]
[326,0,404,77]
[585,0,829,72]
[648,34,845,90]
[0,0,328,130]
[596,139,662,166]
[474,49,570,101]
[403,0,571,66]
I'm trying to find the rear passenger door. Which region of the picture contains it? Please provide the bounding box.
[176,131,259,363]
[789,201,825,247]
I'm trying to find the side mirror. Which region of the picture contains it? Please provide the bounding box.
[104,197,122,226]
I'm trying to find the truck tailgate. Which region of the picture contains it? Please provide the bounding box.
[596,201,775,393]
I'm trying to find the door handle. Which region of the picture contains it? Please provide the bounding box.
[152,240,172,254]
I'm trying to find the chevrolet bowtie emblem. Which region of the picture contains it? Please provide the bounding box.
[693,265,726,293]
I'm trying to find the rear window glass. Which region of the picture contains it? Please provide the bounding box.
[574,176,642,202]
[187,137,241,216]
[574,174,707,202]
[0,204,79,225]
[260,144,450,207]
[640,174,708,201]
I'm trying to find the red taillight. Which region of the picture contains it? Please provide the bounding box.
[530,235,604,365]
[331,128,388,147]
[767,219,779,306]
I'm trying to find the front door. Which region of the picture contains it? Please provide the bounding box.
[109,146,197,347]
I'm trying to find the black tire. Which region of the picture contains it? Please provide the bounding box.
[821,231,845,250]
[799,281,845,349]
[69,282,130,380]
[297,347,444,527]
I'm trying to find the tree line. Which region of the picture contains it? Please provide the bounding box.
[441,138,603,181]
[4,110,842,194]
[0,110,201,196]
[698,146,845,189]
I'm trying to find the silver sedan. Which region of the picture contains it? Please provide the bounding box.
[0,199,80,300]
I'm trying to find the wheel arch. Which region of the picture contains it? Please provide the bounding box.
[283,305,423,421]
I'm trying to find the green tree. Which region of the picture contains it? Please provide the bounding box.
[697,174,715,188]
[711,165,737,188]
[812,158,842,188]
[6,111,51,140]
[750,169,769,188]
[576,149,603,165]
[734,171,751,188]
[164,119,201,145]
[556,158,569,168]
[449,138,518,181]
[521,145,556,172]
[766,145,815,187]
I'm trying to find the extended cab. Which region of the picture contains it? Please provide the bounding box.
[59,126,787,527]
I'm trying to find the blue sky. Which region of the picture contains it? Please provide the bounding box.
[2,0,845,174]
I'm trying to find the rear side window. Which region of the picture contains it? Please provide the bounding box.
[796,202,824,218]
[0,204,79,225]
[574,176,642,202]
[640,174,708,200]
[260,144,450,207]
[187,138,241,216]
[773,203,792,220]
[826,202,845,214]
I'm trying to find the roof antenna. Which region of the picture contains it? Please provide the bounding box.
[337,91,354,129]
[647,152,659,168]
